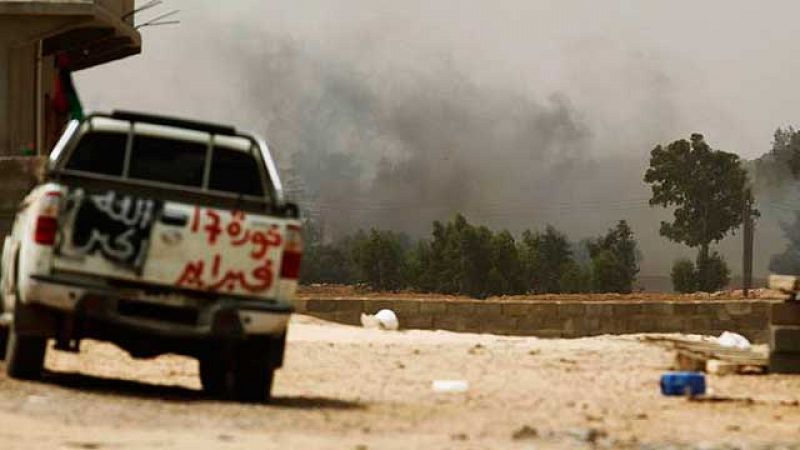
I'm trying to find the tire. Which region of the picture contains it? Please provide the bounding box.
[5,326,46,380]
[198,338,280,403]
[199,352,230,397]
[232,356,274,403]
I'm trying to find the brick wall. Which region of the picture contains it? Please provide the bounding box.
[294,298,776,343]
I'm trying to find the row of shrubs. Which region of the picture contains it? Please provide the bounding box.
[300,214,645,298]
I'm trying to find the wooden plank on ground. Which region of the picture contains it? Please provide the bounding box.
[642,335,768,375]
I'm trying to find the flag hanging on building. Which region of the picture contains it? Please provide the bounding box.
[53,54,84,121]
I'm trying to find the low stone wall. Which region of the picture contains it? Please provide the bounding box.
[294,298,776,343]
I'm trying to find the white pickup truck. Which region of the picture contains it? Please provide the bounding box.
[0,111,302,402]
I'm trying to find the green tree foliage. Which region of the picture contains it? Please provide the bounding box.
[520,226,574,294]
[301,214,642,297]
[415,214,516,298]
[559,262,592,294]
[351,229,409,291]
[644,133,750,291]
[669,253,730,293]
[587,220,640,293]
[487,230,525,296]
[695,252,730,292]
[671,258,697,293]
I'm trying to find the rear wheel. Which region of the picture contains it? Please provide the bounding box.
[198,337,281,403]
[5,326,46,380]
[4,253,46,376]
[199,352,229,397]
[231,356,274,403]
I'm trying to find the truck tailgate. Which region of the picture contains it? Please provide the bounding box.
[54,190,286,299]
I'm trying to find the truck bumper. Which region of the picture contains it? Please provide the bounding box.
[23,274,293,339]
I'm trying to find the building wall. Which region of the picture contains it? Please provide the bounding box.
[0,156,46,235]
[7,42,36,156]
[97,0,135,24]
[0,44,7,155]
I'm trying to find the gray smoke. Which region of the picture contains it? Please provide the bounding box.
[76,0,800,282]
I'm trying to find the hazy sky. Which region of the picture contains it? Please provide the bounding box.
[80,0,800,158]
[76,1,800,279]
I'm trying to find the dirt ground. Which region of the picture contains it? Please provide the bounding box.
[0,316,799,449]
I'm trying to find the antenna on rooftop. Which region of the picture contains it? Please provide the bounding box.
[135,9,181,30]
[121,0,163,21]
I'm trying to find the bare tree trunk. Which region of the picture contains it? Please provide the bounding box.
[699,243,709,262]
[697,243,710,292]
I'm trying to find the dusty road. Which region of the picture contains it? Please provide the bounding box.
[0,316,799,449]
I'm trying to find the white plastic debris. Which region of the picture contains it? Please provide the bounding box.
[717,331,751,350]
[360,309,399,331]
[432,380,469,393]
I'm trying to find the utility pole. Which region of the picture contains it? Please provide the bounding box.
[742,190,754,297]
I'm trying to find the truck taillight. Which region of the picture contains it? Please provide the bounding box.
[34,191,62,246]
[280,224,303,279]
[34,217,58,245]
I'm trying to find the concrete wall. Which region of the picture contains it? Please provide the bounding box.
[0,44,7,154]
[97,0,135,24]
[7,43,37,156]
[295,298,776,343]
[0,156,46,235]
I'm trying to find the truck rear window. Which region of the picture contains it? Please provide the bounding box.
[129,136,206,188]
[65,131,266,197]
[209,146,264,196]
[64,132,126,176]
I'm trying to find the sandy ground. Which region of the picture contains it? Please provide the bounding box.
[0,316,799,449]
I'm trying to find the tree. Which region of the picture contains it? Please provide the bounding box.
[520,225,574,294]
[754,129,800,275]
[412,214,497,297]
[671,258,697,293]
[351,229,409,291]
[670,253,730,293]
[431,216,464,294]
[405,240,434,291]
[587,220,640,293]
[487,230,525,296]
[644,133,751,291]
[775,127,800,177]
[695,251,730,292]
[559,261,592,293]
[458,223,495,298]
[751,128,800,193]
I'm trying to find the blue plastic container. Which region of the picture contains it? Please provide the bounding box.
[660,372,706,396]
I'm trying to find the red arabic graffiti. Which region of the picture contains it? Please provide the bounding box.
[176,208,283,293]
[176,255,274,292]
